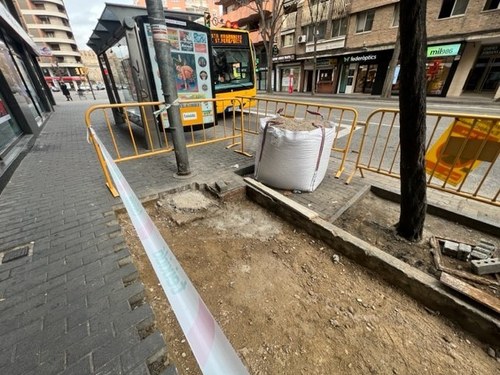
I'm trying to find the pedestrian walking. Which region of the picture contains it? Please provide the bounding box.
[60,83,72,101]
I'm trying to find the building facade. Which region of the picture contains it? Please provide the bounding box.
[223,0,500,99]
[134,0,220,16]
[0,0,53,190]
[15,0,84,91]
[79,50,103,86]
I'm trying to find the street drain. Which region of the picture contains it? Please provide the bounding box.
[0,242,34,264]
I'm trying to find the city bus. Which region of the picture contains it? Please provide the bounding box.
[210,28,257,114]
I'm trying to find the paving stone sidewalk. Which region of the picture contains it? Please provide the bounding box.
[0,100,180,375]
[0,97,497,375]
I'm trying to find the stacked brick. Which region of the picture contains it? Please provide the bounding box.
[441,239,499,276]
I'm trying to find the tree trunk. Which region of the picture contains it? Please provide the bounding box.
[397,0,427,241]
[265,41,273,93]
[312,35,317,95]
[381,30,400,99]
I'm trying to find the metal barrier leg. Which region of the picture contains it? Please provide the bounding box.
[90,136,119,197]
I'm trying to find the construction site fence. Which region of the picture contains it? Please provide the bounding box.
[85,98,247,197]
[348,108,499,206]
[237,96,359,178]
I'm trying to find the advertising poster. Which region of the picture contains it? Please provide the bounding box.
[145,23,214,127]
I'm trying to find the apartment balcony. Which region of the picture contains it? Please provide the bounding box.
[49,50,81,58]
[31,0,65,6]
[282,11,297,31]
[224,8,260,24]
[27,23,71,33]
[22,10,68,20]
[221,1,272,26]
[32,37,77,45]
[301,3,329,25]
[304,36,345,53]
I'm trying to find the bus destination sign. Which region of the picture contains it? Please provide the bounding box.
[211,32,243,46]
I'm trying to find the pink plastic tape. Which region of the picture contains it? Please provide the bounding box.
[89,128,248,375]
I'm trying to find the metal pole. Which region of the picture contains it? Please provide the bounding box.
[87,74,96,100]
[145,0,191,175]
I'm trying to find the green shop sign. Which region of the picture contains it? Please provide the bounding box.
[427,43,461,57]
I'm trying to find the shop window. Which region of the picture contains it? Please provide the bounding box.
[392,3,400,27]
[0,96,22,153]
[356,10,375,33]
[484,0,500,10]
[281,33,294,47]
[438,0,469,18]
[332,17,347,38]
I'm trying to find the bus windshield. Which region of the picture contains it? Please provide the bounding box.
[213,47,253,90]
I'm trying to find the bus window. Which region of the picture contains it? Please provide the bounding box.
[213,48,253,88]
[211,31,254,92]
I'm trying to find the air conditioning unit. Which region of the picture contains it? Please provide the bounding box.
[298,35,307,43]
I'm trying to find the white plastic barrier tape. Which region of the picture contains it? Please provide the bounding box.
[88,128,249,375]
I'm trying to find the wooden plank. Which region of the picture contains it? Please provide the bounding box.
[440,272,500,315]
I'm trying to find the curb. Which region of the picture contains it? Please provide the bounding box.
[244,177,500,347]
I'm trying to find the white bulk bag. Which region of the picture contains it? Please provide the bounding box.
[254,116,335,192]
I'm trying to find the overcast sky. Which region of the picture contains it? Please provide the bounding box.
[64,0,134,50]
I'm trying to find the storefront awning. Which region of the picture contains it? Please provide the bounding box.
[87,3,204,55]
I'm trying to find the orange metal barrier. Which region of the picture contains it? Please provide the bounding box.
[85,98,248,197]
[349,108,500,206]
[237,96,359,178]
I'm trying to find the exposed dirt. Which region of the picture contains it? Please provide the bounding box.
[335,191,500,298]
[117,189,500,375]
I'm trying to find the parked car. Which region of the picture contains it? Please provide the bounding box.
[51,86,60,92]
[95,83,105,90]
[79,85,91,91]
